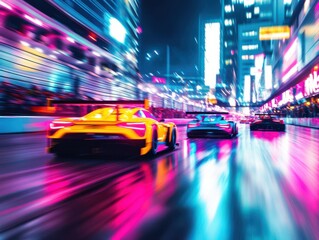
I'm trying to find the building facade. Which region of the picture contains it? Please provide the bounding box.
[261,0,319,112]
[0,0,142,102]
[220,0,291,107]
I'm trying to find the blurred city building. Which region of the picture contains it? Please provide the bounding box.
[0,0,207,115]
[261,0,319,114]
[220,0,298,108]
[0,0,142,114]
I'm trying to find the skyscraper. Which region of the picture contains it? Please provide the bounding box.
[220,0,288,107]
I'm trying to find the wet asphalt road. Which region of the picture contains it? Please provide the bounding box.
[0,125,318,240]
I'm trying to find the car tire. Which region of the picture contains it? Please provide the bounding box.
[167,128,176,150]
[147,127,158,157]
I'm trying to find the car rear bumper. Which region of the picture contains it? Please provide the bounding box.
[250,124,285,131]
[47,138,146,156]
[187,128,233,138]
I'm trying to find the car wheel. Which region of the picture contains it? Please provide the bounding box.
[168,128,176,150]
[148,128,158,157]
[232,126,238,137]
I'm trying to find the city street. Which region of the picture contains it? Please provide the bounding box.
[0,125,318,239]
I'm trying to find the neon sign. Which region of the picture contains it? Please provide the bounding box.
[305,70,319,96]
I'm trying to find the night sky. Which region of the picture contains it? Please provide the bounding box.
[138,0,221,78]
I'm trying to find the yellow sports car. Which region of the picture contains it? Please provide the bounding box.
[47,100,177,157]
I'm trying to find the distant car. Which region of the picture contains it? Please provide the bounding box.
[250,114,285,131]
[186,112,238,138]
[47,100,177,157]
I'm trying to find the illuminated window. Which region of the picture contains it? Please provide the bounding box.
[246,12,252,19]
[254,7,260,14]
[244,0,255,7]
[242,55,255,60]
[225,5,232,12]
[225,59,233,65]
[242,31,257,37]
[224,19,233,26]
[242,44,258,50]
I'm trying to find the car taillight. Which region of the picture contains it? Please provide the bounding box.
[216,123,230,128]
[188,123,199,128]
[48,121,74,136]
[50,121,74,129]
[253,120,262,124]
[280,120,284,124]
[117,122,146,137]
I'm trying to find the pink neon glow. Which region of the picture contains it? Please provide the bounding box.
[0,0,12,10]
[50,121,74,129]
[282,64,298,82]
[315,2,319,18]
[305,70,319,95]
[217,140,232,161]
[136,26,143,34]
[108,168,154,240]
[284,39,297,62]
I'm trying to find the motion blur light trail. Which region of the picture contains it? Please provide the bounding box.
[0,125,318,239]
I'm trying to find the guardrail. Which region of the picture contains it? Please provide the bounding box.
[0,117,318,134]
[0,117,192,134]
[283,118,319,129]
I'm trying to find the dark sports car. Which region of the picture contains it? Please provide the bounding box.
[186,112,238,138]
[250,114,285,131]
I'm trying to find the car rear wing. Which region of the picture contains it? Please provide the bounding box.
[49,99,150,108]
[47,99,150,118]
[186,111,229,115]
[254,113,283,116]
[254,113,280,115]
